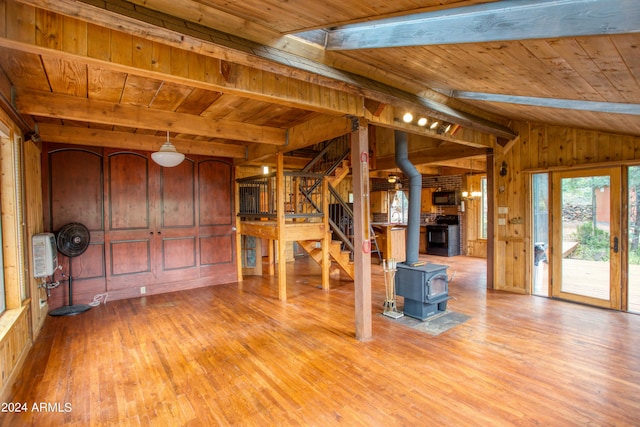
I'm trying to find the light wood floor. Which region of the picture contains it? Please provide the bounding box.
[3,255,640,426]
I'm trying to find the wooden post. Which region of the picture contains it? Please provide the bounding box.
[351,121,372,341]
[276,153,287,301]
[321,177,330,290]
[234,166,243,282]
[486,148,495,290]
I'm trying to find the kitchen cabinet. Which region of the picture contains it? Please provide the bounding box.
[421,188,434,213]
[370,191,388,213]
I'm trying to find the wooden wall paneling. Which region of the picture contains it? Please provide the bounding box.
[1,130,21,309]
[575,128,597,165]
[61,14,86,55]
[156,157,198,283]
[105,150,156,290]
[110,29,133,67]
[5,1,35,44]
[86,23,110,62]
[23,138,47,332]
[0,0,6,38]
[46,146,106,308]
[34,8,62,50]
[0,306,30,401]
[132,35,154,72]
[197,158,237,282]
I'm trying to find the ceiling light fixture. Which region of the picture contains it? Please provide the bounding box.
[402,112,413,123]
[151,131,185,167]
[430,121,439,130]
[417,117,428,126]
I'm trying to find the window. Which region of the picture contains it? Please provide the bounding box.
[389,190,408,224]
[480,176,488,239]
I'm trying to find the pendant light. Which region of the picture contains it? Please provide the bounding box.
[151,131,185,167]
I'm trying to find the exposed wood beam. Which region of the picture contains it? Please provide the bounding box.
[453,91,640,116]
[325,0,640,50]
[11,0,515,139]
[376,145,486,170]
[0,37,362,119]
[15,89,286,145]
[36,124,247,158]
[242,115,354,164]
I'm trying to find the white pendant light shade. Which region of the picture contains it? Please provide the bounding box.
[151,131,185,167]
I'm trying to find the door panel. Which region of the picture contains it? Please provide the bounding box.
[155,158,198,282]
[198,159,236,279]
[45,147,106,308]
[160,159,195,228]
[105,151,157,288]
[551,167,621,309]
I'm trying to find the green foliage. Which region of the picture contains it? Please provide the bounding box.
[570,222,610,261]
[629,249,640,265]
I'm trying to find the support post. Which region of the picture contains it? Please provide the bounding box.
[276,153,287,300]
[486,148,495,289]
[351,121,372,341]
[321,177,330,290]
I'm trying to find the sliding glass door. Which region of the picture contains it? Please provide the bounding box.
[628,166,640,313]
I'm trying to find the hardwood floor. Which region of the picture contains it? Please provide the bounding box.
[3,255,640,426]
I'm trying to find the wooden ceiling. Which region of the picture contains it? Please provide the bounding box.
[1,0,639,172]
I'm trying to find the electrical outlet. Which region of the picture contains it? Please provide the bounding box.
[140,286,146,295]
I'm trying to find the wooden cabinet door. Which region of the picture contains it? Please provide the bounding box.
[45,146,106,307]
[105,151,157,290]
[155,157,199,282]
[421,188,434,213]
[197,159,236,282]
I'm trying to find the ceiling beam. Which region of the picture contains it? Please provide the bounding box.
[242,115,354,164]
[15,88,286,145]
[376,144,487,170]
[11,0,515,139]
[452,91,640,116]
[325,0,640,50]
[36,123,247,158]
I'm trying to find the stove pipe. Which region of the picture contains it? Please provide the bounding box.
[394,130,421,265]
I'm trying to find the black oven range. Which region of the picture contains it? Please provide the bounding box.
[426,215,460,257]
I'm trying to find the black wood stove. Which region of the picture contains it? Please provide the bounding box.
[395,262,449,320]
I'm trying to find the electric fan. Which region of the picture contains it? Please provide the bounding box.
[49,222,92,316]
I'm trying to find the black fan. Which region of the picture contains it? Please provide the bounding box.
[49,223,92,316]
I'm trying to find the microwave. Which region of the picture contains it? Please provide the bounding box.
[432,190,460,206]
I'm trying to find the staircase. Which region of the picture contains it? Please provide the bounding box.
[294,135,357,279]
[297,239,354,279]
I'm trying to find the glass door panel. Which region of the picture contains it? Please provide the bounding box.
[551,168,621,309]
[628,166,640,313]
[532,173,549,297]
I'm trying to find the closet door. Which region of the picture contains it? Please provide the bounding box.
[197,159,236,281]
[105,150,158,290]
[155,157,199,282]
[45,146,106,307]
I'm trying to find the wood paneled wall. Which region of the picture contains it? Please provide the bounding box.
[463,173,487,258]
[493,121,640,293]
[0,109,37,402]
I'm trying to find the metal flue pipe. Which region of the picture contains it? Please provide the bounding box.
[394,130,422,265]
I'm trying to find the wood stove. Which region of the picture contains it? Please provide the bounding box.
[395,263,449,320]
[426,215,460,257]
